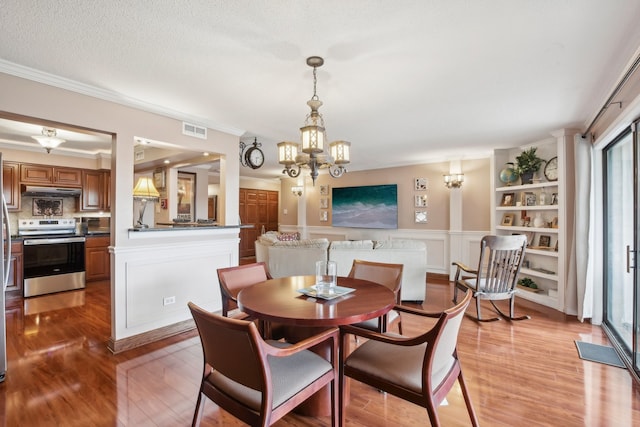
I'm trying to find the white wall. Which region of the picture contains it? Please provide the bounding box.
[0,71,242,347]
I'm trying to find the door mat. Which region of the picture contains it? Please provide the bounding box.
[575,341,625,368]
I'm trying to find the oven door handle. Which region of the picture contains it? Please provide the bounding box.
[23,237,86,245]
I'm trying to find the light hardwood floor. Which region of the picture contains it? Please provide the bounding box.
[2,279,639,426]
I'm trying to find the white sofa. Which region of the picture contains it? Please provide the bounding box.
[329,240,427,302]
[255,234,428,302]
[255,233,329,279]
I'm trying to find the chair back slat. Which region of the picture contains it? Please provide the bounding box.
[476,235,526,294]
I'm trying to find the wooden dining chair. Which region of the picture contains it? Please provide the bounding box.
[188,302,339,427]
[217,262,272,319]
[339,291,478,427]
[452,234,529,321]
[347,259,404,334]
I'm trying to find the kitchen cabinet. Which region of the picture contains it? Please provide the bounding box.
[3,161,20,210]
[5,240,23,299]
[85,235,110,281]
[20,164,82,186]
[80,170,110,211]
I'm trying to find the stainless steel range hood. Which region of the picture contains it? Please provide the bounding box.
[21,185,81,197]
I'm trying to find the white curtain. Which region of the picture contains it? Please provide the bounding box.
[570,134,596,322]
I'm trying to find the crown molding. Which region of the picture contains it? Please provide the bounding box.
[0,59,245,137]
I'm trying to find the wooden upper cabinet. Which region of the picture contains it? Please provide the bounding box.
[80,170,104,211]
[3,161,20,210]
[20,164,53,184]
[20,164,81,186]
[53,167,82,186]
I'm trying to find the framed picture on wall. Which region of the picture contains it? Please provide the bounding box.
[320,197,329,209]
[320,185,329,196]
[415,210,427,223]
[414,177,428,191]
[320,210,328,222]
[153,168,166,190]
[177,172,196,221]
[415,194,428,207]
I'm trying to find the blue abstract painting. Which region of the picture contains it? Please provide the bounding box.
[331,184,398,229]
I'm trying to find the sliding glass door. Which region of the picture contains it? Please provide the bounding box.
[603,125,639,377]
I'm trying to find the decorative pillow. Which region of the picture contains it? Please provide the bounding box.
[277,232,300,241]
[258,234,279,245]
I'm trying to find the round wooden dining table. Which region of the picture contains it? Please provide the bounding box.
[237,275,395,327]
[237,275,395,417]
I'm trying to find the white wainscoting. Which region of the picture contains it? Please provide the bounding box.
[112,229,239,341]
[281,225,488,277]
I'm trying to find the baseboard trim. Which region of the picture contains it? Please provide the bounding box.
[428,272,450,285]
[107,319,196,354]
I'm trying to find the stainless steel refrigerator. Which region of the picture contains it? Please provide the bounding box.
[1,152,10,382]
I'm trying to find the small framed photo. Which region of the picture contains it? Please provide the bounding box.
[153,168,166,190]
[538,235,551,248]
[415,177,428,191]
[501,192,515,206]
[525,192,536,206]
[551,193,558,205]
[319,210,328,222]
[551,217,558,228]
[522,216,531,227]
[415,194,428,208]
[320,185,329,196]
[522,231,535,247]
[320,197,329,209]
[501,213,515,226]
[415,210,428,223]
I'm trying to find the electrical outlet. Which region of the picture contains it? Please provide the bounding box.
[163,296,176,306]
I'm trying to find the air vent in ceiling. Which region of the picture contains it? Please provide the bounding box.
[182,122,207,139]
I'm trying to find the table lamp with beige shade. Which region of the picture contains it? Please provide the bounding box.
[133,177,160,228]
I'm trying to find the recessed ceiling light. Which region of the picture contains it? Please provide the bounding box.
[163,159,170,164]
[203,152,210,156]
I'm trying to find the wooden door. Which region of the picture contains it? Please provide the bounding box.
[239,188,278,258]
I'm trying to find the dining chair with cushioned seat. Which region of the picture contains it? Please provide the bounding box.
[339,291,477,427]
[347,259,404,334]
[188,302,339,427]
[217,262,285,338]
[217,262,272,319]
[452,234,529,321]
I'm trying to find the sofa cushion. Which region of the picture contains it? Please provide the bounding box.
[329,240,374,250]
[273,238,329,249]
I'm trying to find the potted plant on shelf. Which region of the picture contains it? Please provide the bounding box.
[515,147,544,184]
[517,277,539,292]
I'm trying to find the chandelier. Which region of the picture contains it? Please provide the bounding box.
[32,127,65,153]
[278,56,350,185]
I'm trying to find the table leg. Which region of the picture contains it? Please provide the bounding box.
[281,326,351,417]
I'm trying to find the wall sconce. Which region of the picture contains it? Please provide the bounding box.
[444,173,464,189]
[291,185,303,196]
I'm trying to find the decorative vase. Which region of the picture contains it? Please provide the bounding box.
[499,162,519,186]
[533,213,545,228]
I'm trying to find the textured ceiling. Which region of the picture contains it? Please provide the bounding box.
[1,1,640,179]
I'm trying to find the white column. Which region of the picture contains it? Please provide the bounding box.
[448,160,463,279]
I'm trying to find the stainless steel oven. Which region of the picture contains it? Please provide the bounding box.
[18,219,85,297]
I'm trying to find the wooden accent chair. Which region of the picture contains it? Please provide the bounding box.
[348,259,404,333]
[452,234,529,321]
[339,291,478,427]
[188,302,339,427]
